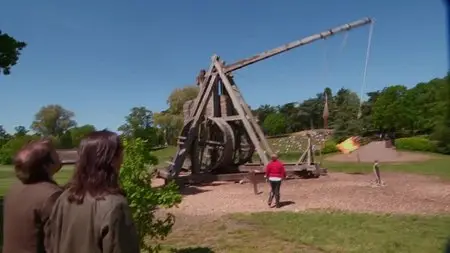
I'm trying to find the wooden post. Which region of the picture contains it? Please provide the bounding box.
[373,160,382,185]
[168,59,219,178]
[250,170,258,195]
[213,59,269,165]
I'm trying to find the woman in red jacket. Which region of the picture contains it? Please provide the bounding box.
[265,154,286,208]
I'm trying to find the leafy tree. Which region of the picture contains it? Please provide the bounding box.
[57,131,73,149]
[153,112,184,146]
[13,125,28,137]
[431,74,450,153]
[372,85,409,131]
[119,107,161,148]
[263,113,287,136]
[0,30,27,75]
[253,104,277,126]
[120,138,182,252]
[0,135,39,164]
[331,88,362,141]
[0,125,11,148]
[297,98,319,130]
[70,124,96,147]
[167,85,199,115]
[278,102,302,133]
[31,104,77,137]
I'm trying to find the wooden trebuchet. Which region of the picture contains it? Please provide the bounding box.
[167,17,373,179]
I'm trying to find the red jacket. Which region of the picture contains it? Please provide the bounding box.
[265,160,286,179]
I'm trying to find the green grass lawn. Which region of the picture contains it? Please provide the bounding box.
[322,154,450,180]
[0,165,73,195]
[162,211,450,253]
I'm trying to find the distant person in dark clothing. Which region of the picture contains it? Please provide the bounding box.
[2,139,63,253]
[265,154,286,208]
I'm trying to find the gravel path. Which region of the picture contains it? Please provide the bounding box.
[158,172,450,216]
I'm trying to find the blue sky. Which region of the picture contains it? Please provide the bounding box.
[0,0,447,133]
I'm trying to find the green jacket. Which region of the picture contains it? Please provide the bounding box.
[45,190,140,253]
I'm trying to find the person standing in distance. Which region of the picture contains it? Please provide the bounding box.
[265,154,286,208]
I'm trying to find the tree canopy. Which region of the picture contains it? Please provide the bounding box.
[0,30,27,75]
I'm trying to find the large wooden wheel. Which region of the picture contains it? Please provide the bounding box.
[229,122,255,165]
[178,117,235,173]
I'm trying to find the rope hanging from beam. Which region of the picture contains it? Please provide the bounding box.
[357,21,375,119]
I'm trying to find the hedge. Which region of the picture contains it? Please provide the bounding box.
[321,139,339,154]
[395,137,438,153]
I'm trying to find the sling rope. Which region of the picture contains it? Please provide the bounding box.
[322,31,349,91]
[357,21,374,119]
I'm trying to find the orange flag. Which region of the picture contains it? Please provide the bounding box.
[336,136,361,154]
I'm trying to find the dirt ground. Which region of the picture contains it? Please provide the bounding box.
[156,172,450,217]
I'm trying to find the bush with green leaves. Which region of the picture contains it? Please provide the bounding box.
[120,138,182,253]
[321,139,339,154]
[431,124,450,154]
[0,135,39,164]
[395,137,437,153]
[263,113,287,136]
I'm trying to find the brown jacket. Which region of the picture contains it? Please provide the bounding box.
[45,190,140,253]
[2,180,62,253]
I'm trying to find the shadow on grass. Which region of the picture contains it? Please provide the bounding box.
[170,247,215,253]
[345,172,367,175]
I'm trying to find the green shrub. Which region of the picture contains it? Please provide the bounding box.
[395,137,437,153]
[120,138,182,253]
[430,124,450,154]
[0,135,39,164]
[321,139,339,154]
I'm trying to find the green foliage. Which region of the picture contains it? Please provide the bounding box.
[119,107,164,148]
[395,137,437,153]
[372,85,409,130]
[0,126,11,149]
[70,125,96,147]
[13,126,28,137]
[166,86,199,115]
[153,113,183,146]
[430,124,450,154]
[0,135,39,164]
[0,30,27,75]
[263,113,286,136]
[321,139,339,154]
[120,138,182,253]
[31,104,77,137]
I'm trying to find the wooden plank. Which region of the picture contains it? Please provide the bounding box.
[229,82,274,156]
[222,115,242,121]
[213,59,270,165]
[189,62,216,117]
[224,18,373,73]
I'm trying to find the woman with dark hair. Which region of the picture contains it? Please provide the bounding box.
[3,139,62,253]
[45,130,139,253]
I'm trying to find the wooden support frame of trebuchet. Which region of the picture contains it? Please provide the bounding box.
[157,17,374,184]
